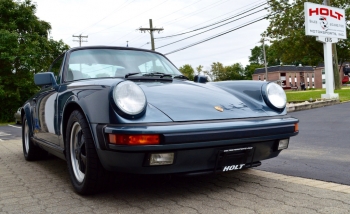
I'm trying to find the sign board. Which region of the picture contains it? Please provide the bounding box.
[304,2,346,39]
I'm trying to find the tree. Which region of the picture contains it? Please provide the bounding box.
[178,64,195,80]
[0,0,70,122]
[196,65,203,75]
[210,62,225,81]
[265,0,350,89]
[224,63,245,80]
[244,63,263,80]
[249,44,281,66]
[210,62,245,81]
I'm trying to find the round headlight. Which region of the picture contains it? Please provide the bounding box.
[113,81,146,115]
[266,83,286,109]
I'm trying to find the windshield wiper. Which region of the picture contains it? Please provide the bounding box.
[143,72,172,78]
[173,75,189,80]
[125,72,140,78]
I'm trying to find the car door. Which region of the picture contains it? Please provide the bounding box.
[33,54,65,146]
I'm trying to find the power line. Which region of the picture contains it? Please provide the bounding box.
[88,0,171,36]
[129,0,266,45]
[79,0,136,34]
[106,0,267,46]
[159,0,231,26]
[107,0,200,45]
[155,2,267,40]
[156,7,268,50]
[171,0,266,33]
[173,42,257,62]
[154,0,202,21]
[164,15,268,55]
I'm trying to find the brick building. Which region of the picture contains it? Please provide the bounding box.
[252,64,350,89]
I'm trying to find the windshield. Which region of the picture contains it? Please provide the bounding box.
[66,49,182,81]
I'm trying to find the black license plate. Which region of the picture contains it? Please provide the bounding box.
[214,147,255,173]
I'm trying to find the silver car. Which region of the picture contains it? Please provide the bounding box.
[14,107,21,124]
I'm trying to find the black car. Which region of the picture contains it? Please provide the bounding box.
[21,46,299,194]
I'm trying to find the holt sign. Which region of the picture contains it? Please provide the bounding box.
[304,2,346,39]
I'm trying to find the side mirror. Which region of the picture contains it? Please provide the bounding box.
[194,75,208,83]
[34,72,58,87]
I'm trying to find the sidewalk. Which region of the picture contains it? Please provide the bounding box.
[0,139,349,213]
[287,99,340,112]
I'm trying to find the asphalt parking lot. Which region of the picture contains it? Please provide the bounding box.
[0,139,349,214]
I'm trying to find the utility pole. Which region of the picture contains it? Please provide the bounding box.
[72,34,88,47]
[261,38,268,81]
[324,0,341,89]
[138,19,163,51]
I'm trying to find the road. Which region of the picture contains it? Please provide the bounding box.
[0,139,349,214]
[0,124,21,141]
[1,106,350,213]
[259,102,350,185]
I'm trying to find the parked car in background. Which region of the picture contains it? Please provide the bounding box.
[14,107,22,124]
[21,46,299,195]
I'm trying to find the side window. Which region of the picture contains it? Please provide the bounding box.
[49,55,64,82]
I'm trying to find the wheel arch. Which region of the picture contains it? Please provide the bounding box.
[21,103,33,135]
[62,101,97,157]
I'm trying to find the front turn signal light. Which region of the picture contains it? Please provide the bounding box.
[108,134,160,145]
[295,123,299,132]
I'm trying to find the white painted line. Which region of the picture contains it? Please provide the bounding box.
[0,139,3,141]
[8,124,21,129]
[0,132,11,136]
[242,169,350,194]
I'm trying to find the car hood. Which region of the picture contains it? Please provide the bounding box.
[139,81,269,122]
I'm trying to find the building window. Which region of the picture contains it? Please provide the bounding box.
[258,75,261,80]
[307,73,309,77]
[312,73,314,78]
[322,79,326,84]
[322,69,325,74]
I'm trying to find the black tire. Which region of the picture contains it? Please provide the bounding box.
[65,110,109,195]
[22,117,47,161]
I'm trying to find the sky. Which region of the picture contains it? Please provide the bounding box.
[33,0,270,72]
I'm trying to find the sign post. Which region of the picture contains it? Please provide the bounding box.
[304,2,347,99]
[316,37,338,99]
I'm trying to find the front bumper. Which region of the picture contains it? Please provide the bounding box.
[93,116,298,174]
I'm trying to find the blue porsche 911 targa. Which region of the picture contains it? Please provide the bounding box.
[21,46,299,194]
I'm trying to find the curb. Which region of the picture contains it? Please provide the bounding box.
[242,169,350,194]
[287,99,340,112]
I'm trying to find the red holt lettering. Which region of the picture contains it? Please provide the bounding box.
[309,7,343,20]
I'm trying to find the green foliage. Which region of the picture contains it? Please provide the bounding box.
[196,65,203,75]
[286,88,350,102]
[265,0,350,65]
[0,0,70,122]
[178,64,195,80]
[249,44,281,66]
[210,62,225,81]
[244,63,263,80]
[210,62,245,81]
